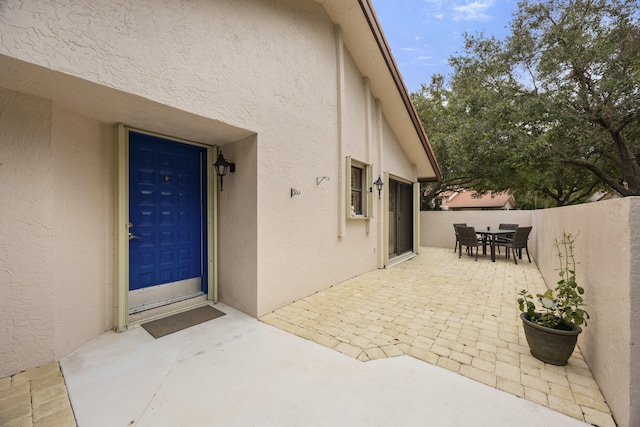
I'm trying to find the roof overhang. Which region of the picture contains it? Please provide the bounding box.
[316,0,442,182]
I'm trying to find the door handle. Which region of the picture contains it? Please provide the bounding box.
[127,222,140,241]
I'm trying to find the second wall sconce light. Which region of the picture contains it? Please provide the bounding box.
[214,151,235,191]
[373,176,384,199]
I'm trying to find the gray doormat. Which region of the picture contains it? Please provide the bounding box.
[141,305,225,338]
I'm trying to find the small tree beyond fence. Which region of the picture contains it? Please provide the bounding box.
[420,197,640,427]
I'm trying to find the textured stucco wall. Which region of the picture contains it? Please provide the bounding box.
[217,136,258,317]
[0,89,55,376]
[629,199,640,427]
[254,5,356,315]
[0,90,114,377]
[51,104,113,357]
[244,3,419,315]
[382,115,414,179]
[534,199,635,427]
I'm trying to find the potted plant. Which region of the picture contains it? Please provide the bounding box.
[517,231,589,365]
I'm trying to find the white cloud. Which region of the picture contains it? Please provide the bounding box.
[420,0,494,22]
[453,1,494,22]
[420,0,445,20]
[398,54,436,68]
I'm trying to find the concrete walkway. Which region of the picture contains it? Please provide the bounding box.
[261,247,615,426]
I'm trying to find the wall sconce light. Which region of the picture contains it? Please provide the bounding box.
[214,151,235,191]
[373,176,384,199]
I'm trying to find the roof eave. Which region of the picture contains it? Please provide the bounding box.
[357,0,442,181]
[317,0,443,182]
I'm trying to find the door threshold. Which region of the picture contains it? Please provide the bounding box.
[128,294,209,325]
[129,289,204,315]
[386,251,416,268]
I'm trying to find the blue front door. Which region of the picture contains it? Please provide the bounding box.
[128,131,207,312]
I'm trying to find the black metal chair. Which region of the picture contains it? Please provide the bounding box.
[496,223,519,254]
[457,226,481,261]
[497,226,532,264]
[453,223,467,253]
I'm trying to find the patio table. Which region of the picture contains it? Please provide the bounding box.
[475,229,513,262]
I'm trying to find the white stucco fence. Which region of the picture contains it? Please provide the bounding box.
[419,210,536,256]
[420,197,640,427]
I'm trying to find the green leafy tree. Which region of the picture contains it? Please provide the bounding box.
[412,75,475,209]
[414,0,639,206]
[509,0,640,196]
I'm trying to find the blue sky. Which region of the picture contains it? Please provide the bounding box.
[370,0,519,92]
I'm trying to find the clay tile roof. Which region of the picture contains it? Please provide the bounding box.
[443,191,513,209]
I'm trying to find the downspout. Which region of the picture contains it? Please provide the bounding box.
[336,25,346,237]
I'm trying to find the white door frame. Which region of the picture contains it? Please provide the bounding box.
[113,124,218,331]
[384,174,418,268]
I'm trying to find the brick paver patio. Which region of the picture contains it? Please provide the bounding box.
[0,362,75,427]
[261,247,615,426]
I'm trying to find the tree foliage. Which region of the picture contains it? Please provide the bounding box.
[415,0,640,208]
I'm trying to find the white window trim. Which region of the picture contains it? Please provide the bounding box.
[346,156,373,220]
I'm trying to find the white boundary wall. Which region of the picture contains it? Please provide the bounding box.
[420,210,535,257]
[421,197,640,427]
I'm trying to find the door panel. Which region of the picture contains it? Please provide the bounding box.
[389,182,397,256]
[128,131,207,311]
[388,179,413,258]
[397,182,413,254]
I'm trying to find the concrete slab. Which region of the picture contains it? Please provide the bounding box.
[61,303,590,427]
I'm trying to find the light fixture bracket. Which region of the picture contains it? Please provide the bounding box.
[214,151,235,191]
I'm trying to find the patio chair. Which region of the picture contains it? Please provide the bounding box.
[496,223,519,254]
[457,226,481,261]
[452,223,467,253]
[496,226,532,264]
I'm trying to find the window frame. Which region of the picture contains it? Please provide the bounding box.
[346,156,373,220]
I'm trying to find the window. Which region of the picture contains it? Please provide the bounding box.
[346,156,372,219]
[351,164,364,215]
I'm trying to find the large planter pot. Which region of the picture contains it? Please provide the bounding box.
[520,313,582,366]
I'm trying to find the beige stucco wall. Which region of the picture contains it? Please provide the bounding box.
[217,136,258,317]
[0,0,424,374]
[0,90,113,376]
[0,89,55,375]
[421,199,640,427]
[629,199,640,427]
[533,199,637,427]
[51,104,114,356]
[382,116,414,179]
